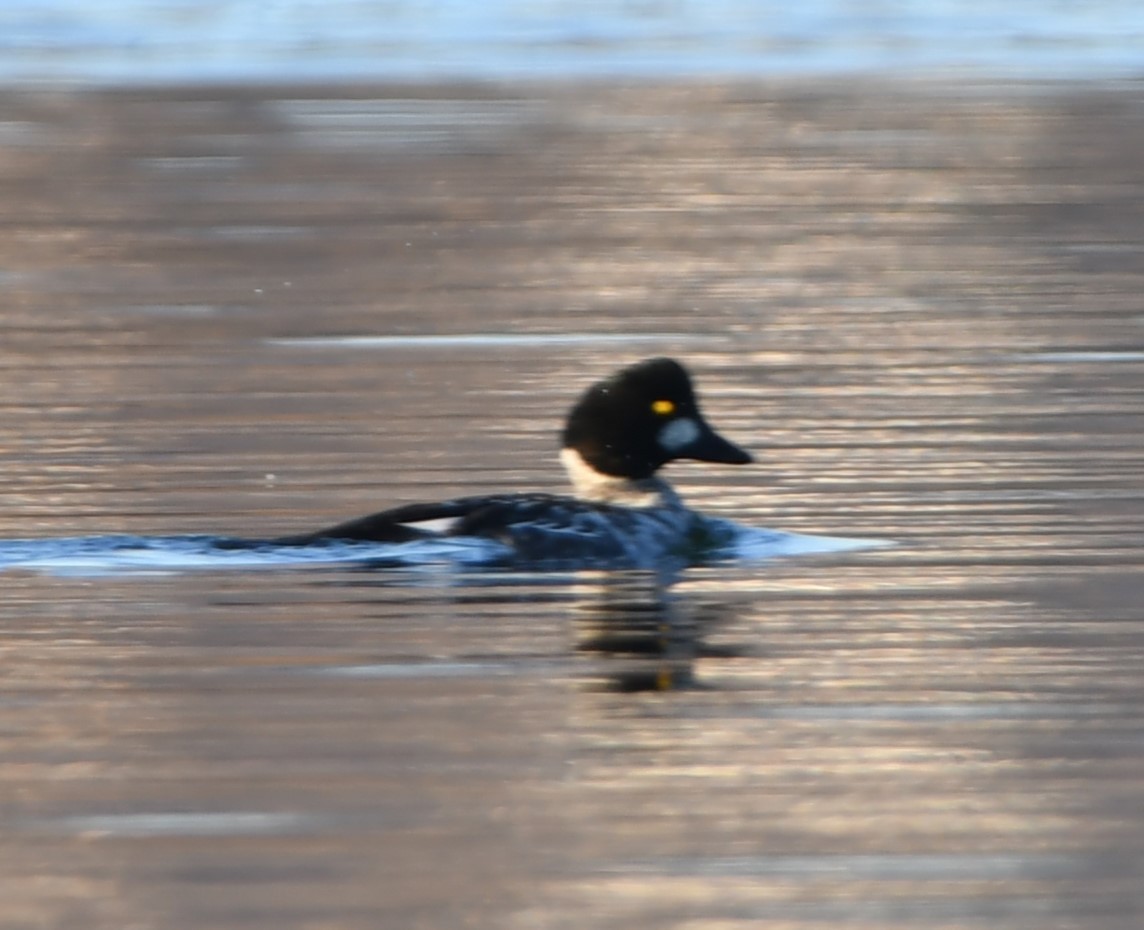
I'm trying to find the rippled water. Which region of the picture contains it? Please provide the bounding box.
[1,79,1143,928]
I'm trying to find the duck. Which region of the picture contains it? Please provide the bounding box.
[274,357,753,567]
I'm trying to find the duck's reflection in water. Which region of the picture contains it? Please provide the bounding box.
[572,570,746,692]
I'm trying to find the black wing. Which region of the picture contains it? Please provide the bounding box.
[273,493,568,545]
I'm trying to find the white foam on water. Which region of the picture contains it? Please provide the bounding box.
[0,524,888,578]
[730,526,892,561]
[0,534,509,578]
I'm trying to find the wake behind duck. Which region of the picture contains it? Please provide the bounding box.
[0,359,885,576]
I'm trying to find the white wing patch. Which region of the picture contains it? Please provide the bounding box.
[657,417,701,452]
[402,516,462,534]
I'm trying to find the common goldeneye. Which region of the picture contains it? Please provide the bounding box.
[277,357,753,567]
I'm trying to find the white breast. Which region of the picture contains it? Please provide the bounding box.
[559,447,669,508]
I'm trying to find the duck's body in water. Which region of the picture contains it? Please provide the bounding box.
[270,358,753,567]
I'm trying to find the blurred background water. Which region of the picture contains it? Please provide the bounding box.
[4,3,1144,930]
[1,0,1143,85]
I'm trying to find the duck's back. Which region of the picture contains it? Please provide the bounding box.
[278,491,732,567]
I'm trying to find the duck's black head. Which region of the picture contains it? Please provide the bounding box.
[561,357,752,481]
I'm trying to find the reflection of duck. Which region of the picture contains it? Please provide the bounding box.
[573,572,746,691]
[573,572,698,691]
[280,358,753,568]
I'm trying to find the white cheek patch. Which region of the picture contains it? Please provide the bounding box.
[657,417,701,452]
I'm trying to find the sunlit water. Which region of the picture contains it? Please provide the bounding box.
[1,80,1143,928]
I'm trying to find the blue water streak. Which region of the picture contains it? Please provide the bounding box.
[0,525,886,577]
[0,1,1141,85]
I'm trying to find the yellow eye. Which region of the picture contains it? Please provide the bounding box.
[651,399,675,415]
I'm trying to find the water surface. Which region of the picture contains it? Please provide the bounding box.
[1,79,1143,928]
[2,0,1144,84]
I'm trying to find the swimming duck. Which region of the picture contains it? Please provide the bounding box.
[277,357,753,567]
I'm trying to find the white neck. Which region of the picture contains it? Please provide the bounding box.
[559,447,680,508]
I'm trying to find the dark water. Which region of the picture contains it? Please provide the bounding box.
[2,79,1144,928]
